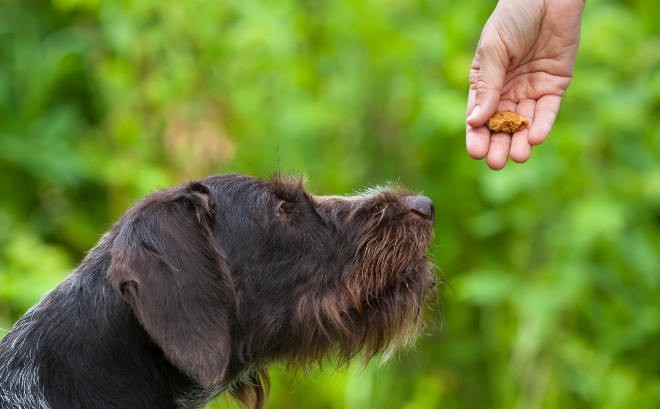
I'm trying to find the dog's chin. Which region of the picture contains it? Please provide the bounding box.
[285,254,436,367]
[344,253,436,356]
[388,254,435,303]
[401,256,434,283]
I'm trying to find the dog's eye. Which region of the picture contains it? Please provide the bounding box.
[276,204,287,218]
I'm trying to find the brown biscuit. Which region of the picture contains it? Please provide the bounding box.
[486,110,530,133]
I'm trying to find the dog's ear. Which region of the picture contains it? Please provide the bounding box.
[108,181,235,388]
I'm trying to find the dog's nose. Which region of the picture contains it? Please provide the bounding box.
[401,196,435,226]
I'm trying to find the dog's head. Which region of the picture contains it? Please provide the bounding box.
[108,173,436,406]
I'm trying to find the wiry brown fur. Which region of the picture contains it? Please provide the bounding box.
[0,173,437,409]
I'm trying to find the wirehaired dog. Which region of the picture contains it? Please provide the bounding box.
[0,173,437,409]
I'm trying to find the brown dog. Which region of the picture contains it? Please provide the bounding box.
[0,174,437,409]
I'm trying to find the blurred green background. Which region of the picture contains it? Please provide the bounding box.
[1,0,659,407]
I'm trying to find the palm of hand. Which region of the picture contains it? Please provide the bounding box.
[467,0,584,170]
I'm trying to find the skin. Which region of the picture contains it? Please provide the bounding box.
[466,0,587,170]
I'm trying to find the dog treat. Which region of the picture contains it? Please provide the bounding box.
[486,110,529,133]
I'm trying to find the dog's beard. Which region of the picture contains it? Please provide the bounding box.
[288,214,436,369]
[343,217,436,361]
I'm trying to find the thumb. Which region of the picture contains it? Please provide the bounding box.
[467,45,506,127]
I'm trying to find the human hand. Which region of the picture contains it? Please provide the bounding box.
[466,0,586,170]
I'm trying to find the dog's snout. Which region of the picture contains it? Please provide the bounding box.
[402,196,435,226]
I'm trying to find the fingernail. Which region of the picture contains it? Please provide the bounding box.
[467,105,481,121]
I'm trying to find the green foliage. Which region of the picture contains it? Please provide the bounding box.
[1,0,659,407]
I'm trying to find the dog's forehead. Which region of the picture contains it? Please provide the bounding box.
[200,173,309,206]
[202,173,267,191]
[204,173,303,190]
[199,174,413,211]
